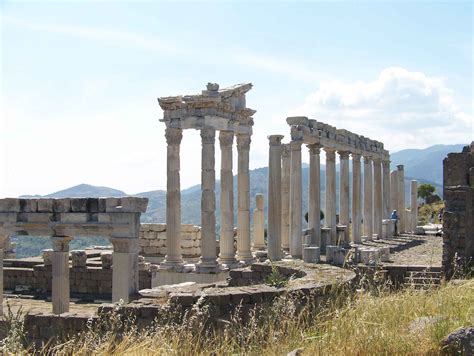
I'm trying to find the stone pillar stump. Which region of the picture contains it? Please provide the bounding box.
[51,236,72,315]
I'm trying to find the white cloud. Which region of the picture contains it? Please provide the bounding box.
[288,67,473,152]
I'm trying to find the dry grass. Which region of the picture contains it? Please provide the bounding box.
[8,278,466,355]
[418,201,445,226]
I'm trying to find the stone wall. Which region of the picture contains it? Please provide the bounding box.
[139,224,201,259]
[443,143,474,278]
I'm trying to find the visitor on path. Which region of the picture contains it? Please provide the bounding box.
[390,210,399,236]
[438,209,443,224]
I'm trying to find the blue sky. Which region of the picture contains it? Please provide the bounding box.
[0,0,472,197]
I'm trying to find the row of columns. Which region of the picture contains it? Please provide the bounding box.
[163,127,253,269]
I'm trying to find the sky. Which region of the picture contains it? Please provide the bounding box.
[0,0,472,197]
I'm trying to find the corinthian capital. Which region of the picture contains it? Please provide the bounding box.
[200,128,216,144]
[165,127,183,146]
[237,134,251,150]
[219,131,234,147]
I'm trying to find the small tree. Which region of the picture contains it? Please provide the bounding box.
[418,183,436,203]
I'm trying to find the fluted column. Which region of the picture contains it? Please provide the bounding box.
[338,151,350,227]
[363,156,373,240]
[382,159,391,220]
[351,153,362,243]
[397,165,405,232]
[373,157,383,238]
[411,180,418,231]
[281,144,291,250]
[163,127,184,266]
[390,170,399,213]
[308,144,321,246]
[236,134,253,263]
[325,147,337,245]
[218,131,235,264]
[51,236,72,314]
[289,140,303,258]
[199,128,218,268]
[267,135,284,261]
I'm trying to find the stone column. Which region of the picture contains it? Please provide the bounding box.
[390,170,399,213]
[289,140,303,258]
[373,158,383,238]
[411,180,418,231]
[218,131,236,264]
[352,153,362,243]
[252,194,265,250]
[267,135,283,261]
[325,147,337,245]
[363,156,373,240]
[236,134,253,263]
[163,127,184,266]
[111,237,139,303]
[281,144,291,251]
[0,236,4,317]
[51,236,72,314]
[338,151,350,227]
[397,165,405,232]
[308,144,321,246]
[382,159,391,220]
[198,128,218,268]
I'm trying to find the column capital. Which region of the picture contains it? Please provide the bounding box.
[338,151,350,160]
[165,127,183,146]
[268,135,284,146]
[236,133,251,150]
[281,143,290,157]
[289,140,302,150]
[307,143,322,155]
[363,155,373,164]
[110,237,138,253]
[372,157,382,165]
[51,236,72,252]
[201,128,215,144]
[325,147,336,161]
[219,131,234,147]
[382,159,391,166]
[351,152,362,161]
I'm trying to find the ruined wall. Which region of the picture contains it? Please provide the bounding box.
[442,143,474,277]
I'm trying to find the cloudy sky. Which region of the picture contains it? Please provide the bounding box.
[0,0,472,197]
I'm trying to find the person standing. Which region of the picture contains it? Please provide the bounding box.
[390,210,399,236]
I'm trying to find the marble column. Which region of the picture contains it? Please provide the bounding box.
[0,236,4,317]
[163,127,184,266]
[382,159,391,220]
[111,236,139,303]
[281,144,291,251]
[289,140,303,258]
[252,194,265,250]
[267,135,283,261]
[373,158,383,238]
[236,134,253,263]
[325,147,337,245]
[411,180,418,231]
[51,236,72,314]
[338,151,350,227]
[363,156,373,240]
[351,153,362,243]
[390,170,399,213]
[397,165,405,232]
[308,144,321,247]
[218,131,236,264]
[199,128,218,268]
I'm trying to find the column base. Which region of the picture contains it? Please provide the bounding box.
[196,258,218,269]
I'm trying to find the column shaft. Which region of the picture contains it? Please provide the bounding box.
[325,148,337,245]
[382,160,391,220]
[218,131,235,263]
[363,156,373,240]
[339,152,350,226]
[267,135,283,260]
[281,144,291,250]
[289,141,303,258]
[373,158,383,238]
[163,127,184,265]
[308,144,321,246]
[411,180,418,231]
[236,134,253,262]
[199,128,218,268]
[352,154,362,243]
[390,170,399,213]
[111,236,139,303]
[51,236,72,315]
[252,194,266,249]
[0,244,3,317]
[397,165,405,232]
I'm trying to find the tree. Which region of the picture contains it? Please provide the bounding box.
[418,183,436,203]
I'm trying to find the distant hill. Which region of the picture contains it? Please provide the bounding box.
[21,183,126,198]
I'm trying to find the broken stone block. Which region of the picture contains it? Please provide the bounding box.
[101,252,113,269]
[42,249,53,266]
[303,246,320,263]
[71,250,87,268]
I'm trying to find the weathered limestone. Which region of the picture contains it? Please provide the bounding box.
[198,128,218,269]
[373,158,383,238]
[302,246,320,263]
[252,194,265,250]
[339,151,350,228]
[267,135,283,261]
[51,236,72,314]
[351,153,362,243]
[382,160,391,220]
[390,170,399,213]
[218,131,236,264]
[308,144,322,247]
[163,127,184,266]
[289,140,303,258]
[71,250,87,268]
[101,252,113,269]
[42,249,53,266]
[236,134,253,263]
[325,147,337,245]
[397,165,405,232]
[363,156,373,240]
[0,237,4,317]
[281,144,291,250]
[110,237,139,303]
[410,180,418,232]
